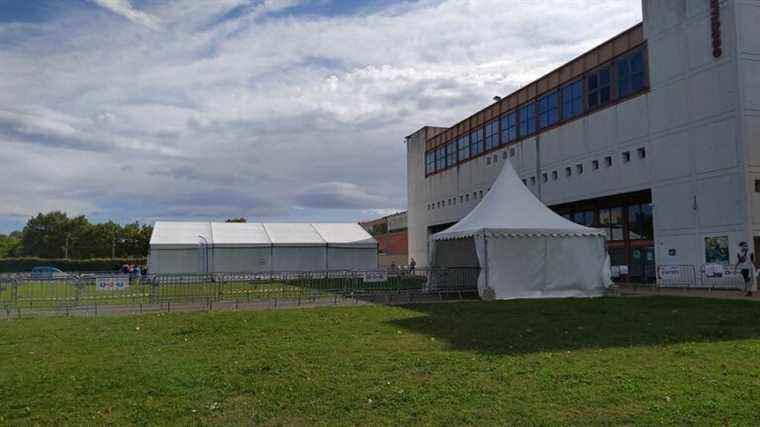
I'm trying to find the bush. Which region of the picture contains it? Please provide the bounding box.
[0,258,147,273]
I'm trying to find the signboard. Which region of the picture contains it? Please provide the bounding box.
[659,266,683,281]
[363,271,388,283]
[96,275,130,291]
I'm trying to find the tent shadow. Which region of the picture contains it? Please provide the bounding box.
[386,296,760,356]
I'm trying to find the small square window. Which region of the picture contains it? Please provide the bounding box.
[604,156,612,167]
[453,198,457,205]
[576,164,584,174]
[542,173,548,183]
[460,195,464,203]
[522,179,527,186]
[755,180,760,193]
[473,192,477,199]
[622,151,631,163]
[487,157,492,165]
[510,148,516,157]
[448,199,452,206]
[465,194,470,201]
[552,171,558,180]
[502,151,508,159]
[565,167,572,177]
[492,155,498,163]
[530,176,536,185]
[592,160,600,170]
[637,147,646,159]
[479,191,483,198]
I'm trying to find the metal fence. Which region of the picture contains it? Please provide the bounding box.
[656,264,750,291]
[0,268,479,318]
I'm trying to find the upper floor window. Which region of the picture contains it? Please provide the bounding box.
[484,120,499,151]
[519,102,536,137]
[537,91,559,129]
[470,128,484,156]
[562,80,583,120]
[446,142,457,167]
[617,49,646,98]
[500,111,517,144]
[435,146,446,172]
[587,66,611,110]
[425,152,435,175]
[457,136,470,161]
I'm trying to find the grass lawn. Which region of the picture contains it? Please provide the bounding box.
[2,297,760,425]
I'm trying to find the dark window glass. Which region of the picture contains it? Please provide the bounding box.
[446,142,457,167]
[609,207,624,241]
[484,120,499,151]
[617,49,646,98]
[435,147,446,172]
[628,203,653,240]
[573,210,594,227]
[537,91,559,129]
[588,67,611,109]
[425,152,435,175]
[519,102,536,137]
[471,128,484,156]
[500,111,518,144]
[561,80,584,120]
[457,136,470,161]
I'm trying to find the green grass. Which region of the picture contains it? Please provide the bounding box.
[2,297,760,425]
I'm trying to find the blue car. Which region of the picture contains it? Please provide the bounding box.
[30,266,72,280]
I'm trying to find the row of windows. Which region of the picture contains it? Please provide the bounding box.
[427,189,488,211]
[425,48,647,176]
[520,147,646,187]
[559,203,653,242]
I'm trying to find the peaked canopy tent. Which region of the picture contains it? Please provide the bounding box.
[431,161,611,300]
[149,222,378,274]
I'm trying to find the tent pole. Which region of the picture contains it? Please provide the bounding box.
[484,232,489,290]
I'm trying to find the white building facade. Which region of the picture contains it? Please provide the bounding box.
[406,0,760,281]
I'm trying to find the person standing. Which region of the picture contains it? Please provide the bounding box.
[736,241,755,297]
[409,258,417,275]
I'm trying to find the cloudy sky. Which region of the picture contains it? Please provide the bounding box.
[0,0,642,232]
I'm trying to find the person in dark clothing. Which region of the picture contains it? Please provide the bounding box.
[409,258,417,275]
[736,241,755,297]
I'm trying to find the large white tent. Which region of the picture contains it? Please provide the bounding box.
[149,222,377,274]
[431,160,611,300]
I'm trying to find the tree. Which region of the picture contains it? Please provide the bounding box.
[0,232,21,258]
[225,218,247,223]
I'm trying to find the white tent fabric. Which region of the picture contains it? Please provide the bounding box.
[431,160,611,300]
[148,222,377,274]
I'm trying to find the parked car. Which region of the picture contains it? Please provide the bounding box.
[30,266,73,280]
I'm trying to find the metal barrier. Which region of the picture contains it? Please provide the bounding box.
[656,264,753,291]
[657,265,697,288]
[699,264,747,291]
[0,268,479,318]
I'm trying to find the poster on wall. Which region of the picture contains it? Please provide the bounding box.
[704,236,729,264]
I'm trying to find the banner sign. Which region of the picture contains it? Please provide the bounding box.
[363,271,388,283]
[96,275,130,291]
[659,266,684,281]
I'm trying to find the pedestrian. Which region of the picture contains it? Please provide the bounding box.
[409,258,417,275]
[736,241,755,297]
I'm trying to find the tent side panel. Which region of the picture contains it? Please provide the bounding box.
[211,247,272,273]
[327,247,378,270]
[149,248,202,274]
[484,237,547,299]
[544,236,610,295]
[432,238,480,268]
[271,246,327,271]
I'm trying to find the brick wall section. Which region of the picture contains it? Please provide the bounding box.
[374,230,408,256]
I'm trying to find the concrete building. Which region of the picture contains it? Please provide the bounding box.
[406,0,760,282]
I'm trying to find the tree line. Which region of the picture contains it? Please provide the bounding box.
[0,212,152,259]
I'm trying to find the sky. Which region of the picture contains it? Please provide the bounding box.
[0,0,642,233]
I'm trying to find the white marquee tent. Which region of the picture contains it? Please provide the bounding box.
[431,160,611,300]
[149,222,378,274]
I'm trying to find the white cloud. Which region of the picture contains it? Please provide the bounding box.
[90,0,161,30]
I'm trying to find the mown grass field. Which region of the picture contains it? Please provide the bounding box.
[2,297,760,425]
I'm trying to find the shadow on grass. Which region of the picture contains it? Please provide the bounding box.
[387,296,760,355]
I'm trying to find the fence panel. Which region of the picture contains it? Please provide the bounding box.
[657,265,696,288]
[699,264,747,291]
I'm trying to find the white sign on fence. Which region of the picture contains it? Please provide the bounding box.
[96,275,130,291]
[363,271,388,283]
[659,266,684,281]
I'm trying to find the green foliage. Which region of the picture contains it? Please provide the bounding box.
[7,211,152,259]
[2,297,760,424]
[0,232,22,257]
[0,257,147,273]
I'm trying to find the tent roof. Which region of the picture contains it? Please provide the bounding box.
[433,160,606,241]
[150,222,377,247]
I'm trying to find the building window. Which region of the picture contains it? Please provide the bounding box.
[487,156,492,165]
[500,111,518,144]
[522,179,527,186]
[425,152,435,175]
[617,49,646,98]
[471,128,484,156]
[592,160,600,170]
[509,147,515,157]
[537,90,559,129]
[530,176,536,186]
[465,194,469,202]
[460,195,464,203]
[446,142,457,167]
[484,120,499,151]
[756,180,760,193]
[435,147,446,172]
[561,79,584,120]
[542,173,548,183]
[599,207,624,241]
[604,156,612,167]
[519,102,536,137]
[493,154,498,163]
[576,164,584,174]
[552,171,558,181]
[588,66,611,110]
[502,151,508,159]
[622,151,631,163]
[637,147,646,159]
[453,197,456,205]
[565,167,572,177]
[628,203,653,240]
[457,136,470,161]
[479,190,483,198]
[573,211,594,227]
[473,191,477,199]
